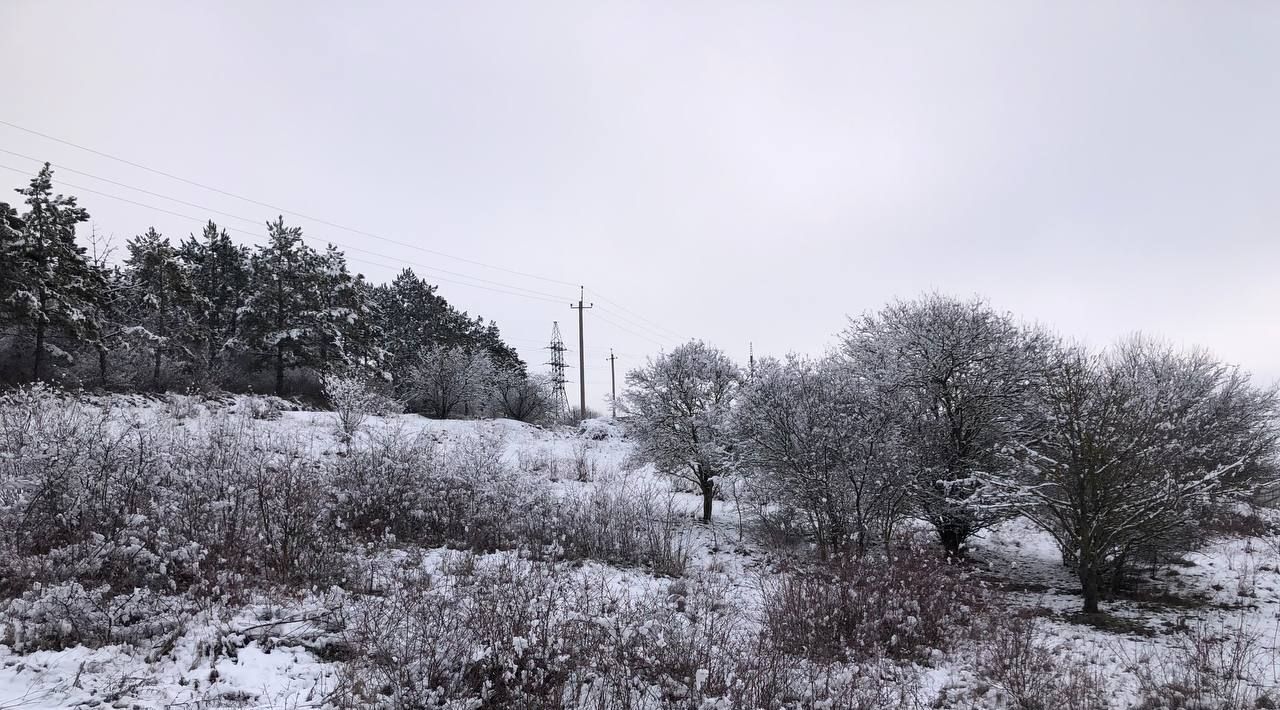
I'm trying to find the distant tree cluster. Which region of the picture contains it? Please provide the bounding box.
[0,164,526,402]
[624,294,1279,612]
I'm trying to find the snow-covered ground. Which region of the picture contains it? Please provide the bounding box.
[2,402,1278,708]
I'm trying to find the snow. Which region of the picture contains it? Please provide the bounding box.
[2,399,1278,708]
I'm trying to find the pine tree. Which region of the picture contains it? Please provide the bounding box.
[0,201,24,330]
[178,221,251,370]
[239,216,321,394]
[476,318,525,375]
[373,268,451,383]
[82,227,130,389]
[312,244,377,373]
[6,164,99,381]
[124,228,197,390]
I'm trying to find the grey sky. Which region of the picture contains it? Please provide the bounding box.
[3,1,1278,407]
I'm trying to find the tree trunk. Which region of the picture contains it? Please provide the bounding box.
[153,349,162,391]
[98,345,109,389]
[33,319,45,381]
[699,477,714,523]
[938,521,969,555]
[275,342,285,395]
[1080,561,1101,614]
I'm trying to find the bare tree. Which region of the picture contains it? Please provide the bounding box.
[841,294,1049,554]
[494,372,555,424]
[624,340,741,523]
[405,345,496,419]
[733,355,911,556]
[988,337,1280,613]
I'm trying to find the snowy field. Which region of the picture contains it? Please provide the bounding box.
[1,396,1278,709]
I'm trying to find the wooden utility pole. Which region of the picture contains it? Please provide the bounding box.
[570,286,593,420]
[607,349,618,418]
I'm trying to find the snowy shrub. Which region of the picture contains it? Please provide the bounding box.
[339,558,743,709]
[0,391,345,640]
[494,372,555,424]
[578,417,618,441]
[2,581,186,651]
[245,438,346,584]
[238,394,287,420]
[571,438,596,481]
[515,445,555,476]
[975,614,1109,710]
[555,472,692,576]
[404,344,496,419]
[762,537,985,663]
[328,424,444,542]
[163,391,202,420]
[322,372,399,439]
[1127,613,1275,710]
[339,557,921,709]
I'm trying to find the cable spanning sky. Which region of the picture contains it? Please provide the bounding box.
[3,1,1278,407]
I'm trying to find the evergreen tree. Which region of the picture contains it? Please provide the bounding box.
[0,201,23,330]
[124,228,197,390]
[312,244,377,373]
[476,318,525,375]
[373,268,452,383]
[373,268,525,386]
[82,228,130,389]
[239,216,321,394]
[349,276,388,376]
[179,221,251,370]
[90,264,129,389]
[6,164,98,381]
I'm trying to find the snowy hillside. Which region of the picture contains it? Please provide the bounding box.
[1,394,1278,709]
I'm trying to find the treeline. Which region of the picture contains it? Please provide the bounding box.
[624,294,1280,613]
[0,164,524,398]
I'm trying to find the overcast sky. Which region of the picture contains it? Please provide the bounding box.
[3,1,1278,407]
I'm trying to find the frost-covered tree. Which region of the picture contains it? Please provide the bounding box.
[312,244,379,373]
[988,338,1280,613]
[406,344,496,419]
[178,221,250,370]
[374,269,523,382]
[476,318,525,376]
[734,355,912,555]
[841,294,1048,554]
[494,372,555,423]
[624,340,741,523]
[323,370,398,439]
[123,228,197,390]
[0,202,22,316]
[239,217,322,394]
[79,228,130,389]
[375,269,456,378]
[3,165,99,381]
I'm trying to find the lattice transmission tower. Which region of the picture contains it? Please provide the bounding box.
[546,321,570,417]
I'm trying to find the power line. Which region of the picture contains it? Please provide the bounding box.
[0,162,568,305]
[593,308,672,349]
[0,151,573,304]
[594,303,681,345]
[0,118,577,288]
[0,127,685,355]
[588,288,686,341]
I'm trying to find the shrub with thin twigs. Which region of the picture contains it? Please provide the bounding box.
[762,536,985,663]
[1124,612,1276,710]
[322,373,399,439]
[974,613,1109,710]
